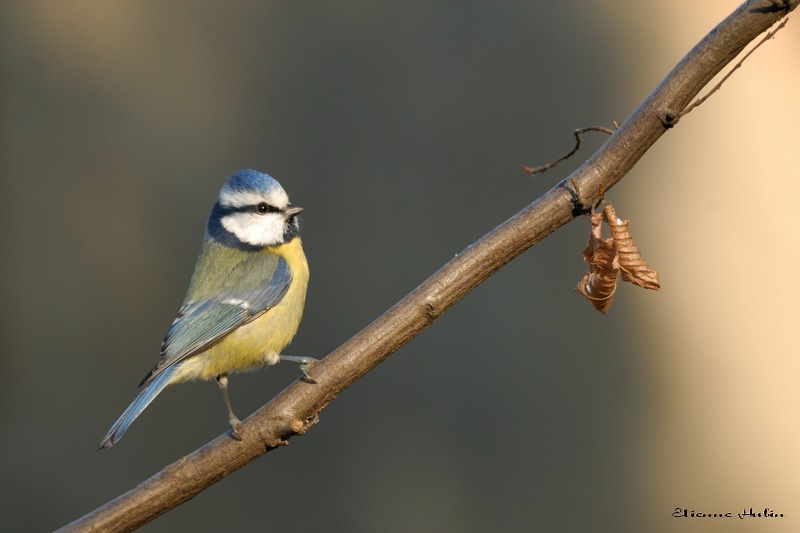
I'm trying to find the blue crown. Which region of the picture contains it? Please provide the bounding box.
[224,169,282,194]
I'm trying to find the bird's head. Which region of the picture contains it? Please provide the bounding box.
[208,169,302,249]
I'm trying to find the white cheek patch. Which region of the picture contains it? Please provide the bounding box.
[221,212,285,246]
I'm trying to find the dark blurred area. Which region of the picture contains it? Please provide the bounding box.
[2,2,798,532]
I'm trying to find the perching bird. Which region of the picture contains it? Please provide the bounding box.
[100,169,313,449]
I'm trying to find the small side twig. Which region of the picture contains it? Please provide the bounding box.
[681,17,789,117]
[523,124,618,175]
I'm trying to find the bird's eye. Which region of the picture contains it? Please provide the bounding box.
[256,202,272,214]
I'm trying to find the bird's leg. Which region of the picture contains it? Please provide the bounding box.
[279,355,320,383]
[216,374,242,440]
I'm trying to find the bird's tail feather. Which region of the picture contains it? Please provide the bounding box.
[99,366,175,449]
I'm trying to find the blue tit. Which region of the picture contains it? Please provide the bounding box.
[100,169,314,449]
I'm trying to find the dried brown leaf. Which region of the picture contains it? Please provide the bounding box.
[576,212,619,314]
[603,205,661,291]
[582,211,603,261]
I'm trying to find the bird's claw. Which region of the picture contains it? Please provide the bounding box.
[229,417,243,441]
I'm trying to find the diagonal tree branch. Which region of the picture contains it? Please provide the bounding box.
[59,1,797,531]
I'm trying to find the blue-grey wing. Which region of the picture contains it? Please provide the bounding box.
[140,255,291,386]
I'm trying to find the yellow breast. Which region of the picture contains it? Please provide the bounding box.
[172,238,309,382]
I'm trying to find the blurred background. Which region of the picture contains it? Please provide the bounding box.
[1,2,798,532]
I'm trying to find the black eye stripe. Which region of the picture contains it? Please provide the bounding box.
[256,202,280,214]
[218,202,282,216]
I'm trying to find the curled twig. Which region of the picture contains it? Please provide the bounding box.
[523,124,618,175]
